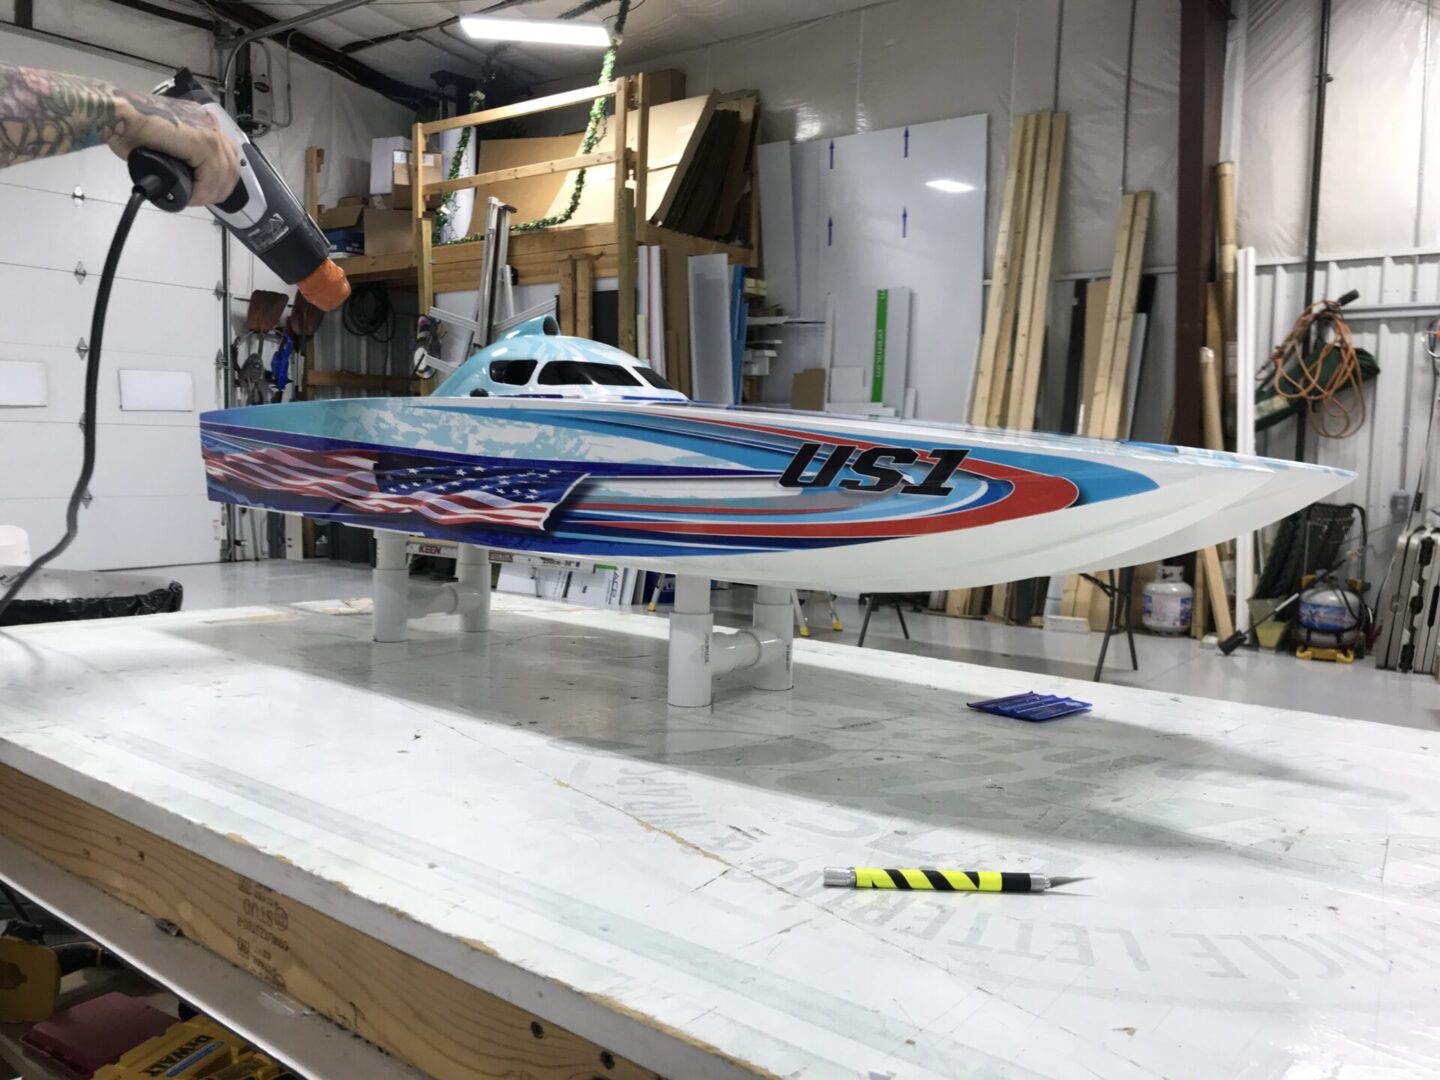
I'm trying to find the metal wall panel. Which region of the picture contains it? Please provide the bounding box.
[1253,252,1440,575]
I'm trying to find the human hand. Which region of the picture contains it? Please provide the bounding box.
[106,89,241,207]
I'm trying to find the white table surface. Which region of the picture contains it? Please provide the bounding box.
[1,595,1436,1079]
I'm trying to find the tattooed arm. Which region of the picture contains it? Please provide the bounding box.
[0,64,240,205]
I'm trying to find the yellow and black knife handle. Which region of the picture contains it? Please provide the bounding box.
[837,868,1046,892]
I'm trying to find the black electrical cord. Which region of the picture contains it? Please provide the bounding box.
[0,188,147,625]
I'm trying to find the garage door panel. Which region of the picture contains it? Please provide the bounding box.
[0,492,220,570]
[0,421,206,500]
[0,265,220,357]
[0,344,219,425]
[0,184,220,290]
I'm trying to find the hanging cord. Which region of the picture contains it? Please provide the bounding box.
[1265,294,1365,438]
[452,0,633,241]
[0,189,147,624]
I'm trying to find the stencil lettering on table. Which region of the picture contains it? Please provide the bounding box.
[558,758,1440,996]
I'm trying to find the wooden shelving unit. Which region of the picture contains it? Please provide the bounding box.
[310,74,758,398]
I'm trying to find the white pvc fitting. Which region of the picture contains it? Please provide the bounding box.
[406,580,490,620]
[751,585,795,691]
[457,543,491,632]
[667,576,714,707]
[751,585,795,690]
[372,531,410,644]
[710,629,762,676]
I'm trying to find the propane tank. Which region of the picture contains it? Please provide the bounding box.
[1297,581,1362,648]
[1143,565,1193,635]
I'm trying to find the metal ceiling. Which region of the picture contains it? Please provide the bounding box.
[228,0,879,95]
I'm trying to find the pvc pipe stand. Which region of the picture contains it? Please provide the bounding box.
[668,576,714,707]
[751,586,795,691]
[372,531,410,644]
[457,544,491,632]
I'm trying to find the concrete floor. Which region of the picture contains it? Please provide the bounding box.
[144,560,1436,731]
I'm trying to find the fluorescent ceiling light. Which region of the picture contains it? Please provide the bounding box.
[459,15,610,47]
[926,179,975,194]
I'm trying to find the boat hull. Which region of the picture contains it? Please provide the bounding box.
[199,398,1352,592]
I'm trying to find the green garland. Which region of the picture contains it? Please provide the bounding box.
[445,0,632,244]
[433,90,486,244]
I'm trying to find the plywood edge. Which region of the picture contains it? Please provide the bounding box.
[0,757,763,1080]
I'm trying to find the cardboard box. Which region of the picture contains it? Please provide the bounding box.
[369,135,411,196]
[790,368,827,412]
[385,151,444,209]
[316,204,413,258]
[641,68,686,105]
[360,208,413,257]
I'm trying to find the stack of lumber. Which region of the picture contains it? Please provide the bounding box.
[1056,189,1154,625]
[1190,160,1240,640]
[459,88,758,237]
[651,91,760,243]
[947,110,1067,620]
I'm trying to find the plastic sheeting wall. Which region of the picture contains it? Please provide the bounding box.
[1238,0,1439,262]
[1236,0,1440,579]
[627,0,1182,425]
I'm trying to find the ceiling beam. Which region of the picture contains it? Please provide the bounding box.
[167,0,432,107]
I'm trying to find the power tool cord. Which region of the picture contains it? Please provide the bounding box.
[0,187,148,625]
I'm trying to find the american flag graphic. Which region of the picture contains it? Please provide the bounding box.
[203,446,585,531]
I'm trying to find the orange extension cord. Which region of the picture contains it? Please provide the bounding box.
[1268,298,1365,438]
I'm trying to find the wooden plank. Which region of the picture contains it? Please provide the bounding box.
[558,256,577,336]
[427,151,619,197]
[662,240,693,397]
[1193,554,1210,639]
[0,766,662,1080]
[304,146,323,222]
[1005,112,1053,430]
[1098,191,1152,438]
[411,120,426,234]
[634,74,650,236]
[1011,112,1067,433]
[707,95,757,239]
[1200,544,1235,642]
[1083,193,1136,437]
[1080,278,1110,422]
[986,113,1038,427]
[969,115,1029,427]
[421,81,619,135]
[649,91,720,226]
[638,223,753,266]
[614,78,638,356]
[576,254,595,339]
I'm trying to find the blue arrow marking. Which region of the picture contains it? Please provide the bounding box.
[827,216,833,246]
[901,208,908,238]
[903,127,909,158]
[829,140,835,169]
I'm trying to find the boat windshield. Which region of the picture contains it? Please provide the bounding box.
[537,361,642,386]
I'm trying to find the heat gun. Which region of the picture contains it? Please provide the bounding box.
[0,69,349,622]
[126,68,350,311]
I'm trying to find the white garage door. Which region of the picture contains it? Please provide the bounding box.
[0,32,223,570]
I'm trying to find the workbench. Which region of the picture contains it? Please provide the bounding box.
[1,595,1436,1078]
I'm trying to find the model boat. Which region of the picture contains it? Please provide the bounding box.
[199,316,1352,592]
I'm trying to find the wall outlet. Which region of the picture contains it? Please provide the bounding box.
[1391,489,1412,518]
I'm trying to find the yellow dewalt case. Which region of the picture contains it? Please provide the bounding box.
[93,1015,285,1080]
